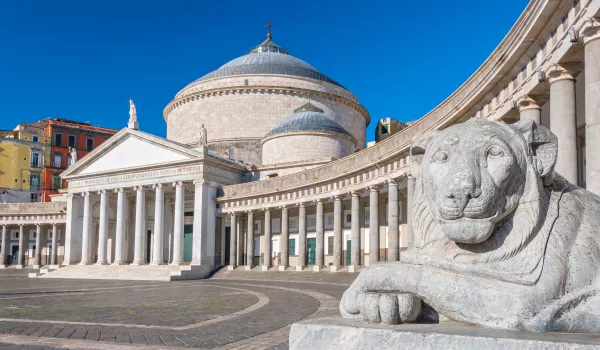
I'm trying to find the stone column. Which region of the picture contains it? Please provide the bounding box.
[151,183,165,265]
[96,190,109,265]
[583,21,600,194]
[387,180,399,261]
[113,189,126,265]
[332,196,343,271]
[314,199,325,271]
[245,211,254,270]
[17,224,25,267]
[33,224,42,267]
[369,186,380,264]
[50,224,58,266]
[171,181,185,265]
[132,186,146,265]
[297,203,307,271]
[80,192,92,265]
[517,95,542,124]
[279,206,289,271]
[262,208,272,271]
[406,176,416,249]
[228,213,237,270]
[63,193,83,265]
[547,64,578,184]
[350,191,360,272]
[191,180,216,268]
[0,225,7,267]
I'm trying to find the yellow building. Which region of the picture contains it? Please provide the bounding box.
[0,123,51,203]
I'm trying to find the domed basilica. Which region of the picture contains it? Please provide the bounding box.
[163,32,369,177]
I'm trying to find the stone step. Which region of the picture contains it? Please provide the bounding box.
[38,264,213,281]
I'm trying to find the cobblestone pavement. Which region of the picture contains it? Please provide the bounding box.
[0,272,357,349]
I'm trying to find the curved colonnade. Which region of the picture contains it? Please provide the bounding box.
[216,0,600,271]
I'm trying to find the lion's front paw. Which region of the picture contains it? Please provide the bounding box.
[341,290,421,324]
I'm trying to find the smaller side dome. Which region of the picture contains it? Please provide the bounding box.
[265,102,353,139]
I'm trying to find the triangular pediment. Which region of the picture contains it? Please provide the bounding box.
[62,128,201,178]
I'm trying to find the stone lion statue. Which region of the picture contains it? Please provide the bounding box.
[340,119,600,332]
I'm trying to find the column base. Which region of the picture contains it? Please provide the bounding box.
[170,261,184,266]
[78,262,91,266]
[95,262,109,266]
[348,265,359,273]
[15,265,24,269]
[312,265,323,272]
[226,265,237,271]
[111,262,127,266]
[0,265,7,269]
[48,264,62,269]
[279,265,288,272]
[243,265,253,271]
[149,262,166,266]
[33,265,41,269]
[330,265,341,272]
[130,262,146,266]
[295,265,305,272]
[261,265,270,271]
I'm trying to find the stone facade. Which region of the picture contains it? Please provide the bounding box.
[262,133,356,165]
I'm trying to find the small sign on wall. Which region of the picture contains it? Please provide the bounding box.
[184,216,194,225]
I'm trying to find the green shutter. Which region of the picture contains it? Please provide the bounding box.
[289,238,296,256]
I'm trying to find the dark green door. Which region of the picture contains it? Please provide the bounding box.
[184,224,193,263]
[146,230,152,263]
[224,227,231,265]
[11,246,18,265]
[307,238,316,265]
[346,239,351,266]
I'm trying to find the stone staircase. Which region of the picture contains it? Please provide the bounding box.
[211,266,360,285]
[33,264,213,281]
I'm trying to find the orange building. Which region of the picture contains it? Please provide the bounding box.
[40,118,118,202]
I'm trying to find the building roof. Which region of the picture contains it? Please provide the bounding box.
[189,38,343,87]
[264,102,353,139]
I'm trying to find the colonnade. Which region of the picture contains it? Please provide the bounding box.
[516,26,600,192]
[0,223,62,268]
[75,179,213,266]
[226,179,409,272]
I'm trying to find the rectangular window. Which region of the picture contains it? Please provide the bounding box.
[344,210,352,227]
[29,173,39,191]
[289,238,296,256]
[68,135,76,148]
[325,213,333,229]
[30,151,40,168]
[30,193,38,202]
[365,208,370,225]
[272,218,281,233]
[289,217,299,231]
[381,125,389,134]
[307,215,316,230]
[53,175,61,190]
[328,236,334,256]
[54,133,62,147]
[54,154,62,168]
[86,137,94,151]
[32,136,39,143]
[254,220,261,234]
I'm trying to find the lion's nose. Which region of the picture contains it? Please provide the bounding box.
[446,172,480,212]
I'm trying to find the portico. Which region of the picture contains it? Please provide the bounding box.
[56,127,245,279]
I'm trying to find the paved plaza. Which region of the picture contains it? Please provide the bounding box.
[0,271,358,349]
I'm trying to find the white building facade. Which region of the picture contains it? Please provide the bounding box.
[1,0,600,281]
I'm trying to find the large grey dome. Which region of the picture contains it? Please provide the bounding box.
[265,102,353,139]
[190,39,342,87]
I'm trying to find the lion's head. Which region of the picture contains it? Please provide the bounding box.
[409,119,558,253]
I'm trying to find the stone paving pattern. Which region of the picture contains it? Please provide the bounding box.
[0,271,357,349]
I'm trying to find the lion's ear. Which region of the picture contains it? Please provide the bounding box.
[410,129,440,178]
[511,120,558,184]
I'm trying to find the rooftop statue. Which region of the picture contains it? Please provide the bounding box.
[199,124,207,146]
[340,119,600,332]
[68,147,78,165]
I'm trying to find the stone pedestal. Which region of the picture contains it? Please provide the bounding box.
[261,265,269,271]
[289,317,600,350]
[244,265,252,271]
[226,265,235,271]
[348,265,358,273]
[312,265,321,272]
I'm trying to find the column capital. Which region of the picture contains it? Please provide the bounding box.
[133,185,146,192]
[246,210,253,214]
[152,183,165,190]
[80,191,90,197]
[581,17,600,45]
[97,189,107,195]
[193,179,207,186]
[65,193,74,198]
[387,179,398,186]
[314,198,323,204]
[332,195,343,201]
[367,184,381,192]
[295,202,304,208]
[264,207,271,213]
[545,64,579,83]
[350,190,360,197]
[230,212,237,217]
[114,188,124,194]
[172,180,184,188]
[516,95,541,112]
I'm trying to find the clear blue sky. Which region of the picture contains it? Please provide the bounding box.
[0,0,528,142]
